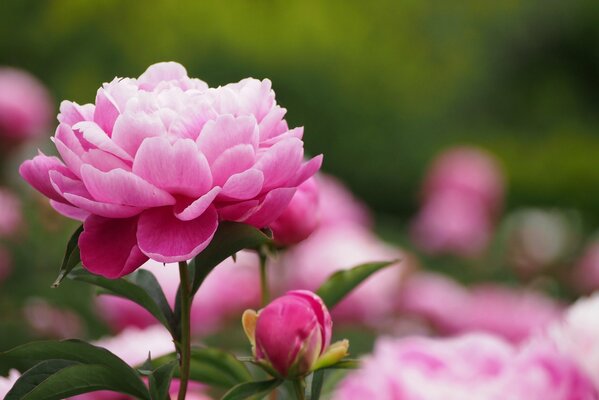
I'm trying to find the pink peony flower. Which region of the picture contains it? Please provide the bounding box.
[243,290,334,377]
[97,251,261,336]
[0,67,52,141]
[548,293,599,390]
[281,226,403,326]
[316,174,371,229]
[0,188,22,237]
[19,62,321,278]
[270,177,319,245]
[333,333,597,400]
[23,298,84,339]
[571,241,599,294]
[397,272,563,343]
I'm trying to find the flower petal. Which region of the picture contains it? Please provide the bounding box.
[93,88,120,135]
[242,187,297,227]
[112,113,166,157]
[74,121,133,162]
[137,62,188,91]
[211,144,256,186]
[137,206,218,262]
[197,115,259,164]
[19,152,74,202]
[174,187,221,221]
[49,200,90,221]
[80,165,175,207]
[58,100,95,126]
[290,155,323,186]
[133,136,212,197]
[80,215,148,278]
[220,169,264,200]
[255,137,304,190]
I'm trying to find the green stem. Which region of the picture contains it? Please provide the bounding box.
[292,379,306,400]
[177,261,192,400]
[259,249,270,306]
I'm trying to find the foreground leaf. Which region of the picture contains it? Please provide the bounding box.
[310,370,325,400]
[69,269,175,334]
[148,361,177,400]
[1,341,149,399]
[316,260,397,308]
[221,378,283,400]
[52,225,83,287]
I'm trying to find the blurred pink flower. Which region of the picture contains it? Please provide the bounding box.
[0,370,20,399]
[411,190,493,258]
[23,298,84,339]
[0,67,52,141]
[422,146,504,213]
[270,177,319,245]
[333,333,597,400]
[0,187,23,237]
[572,241,599,293]
[20,61,321,278]
[397,272,563,342]
[281,226,403,326]
[97,251,261,336]
[549,293,599,390]
[316,174,371,229]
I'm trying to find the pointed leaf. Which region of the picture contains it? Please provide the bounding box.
[310,370,325,400]
[69,268,175,334]
[52,225,83,287]
[316,260,397,308]
[1,340,149,399]
[5,360,78,400]
[221,378,283,400]
[149,361,177,400]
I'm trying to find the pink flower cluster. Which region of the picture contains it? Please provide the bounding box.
[20,62,321,278]
[334,333,597,400]
[411,146,504,258]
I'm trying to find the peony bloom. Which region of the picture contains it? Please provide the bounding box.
[0,188,22,237]
[548,293,599,390]
[97,251,261,335]
[242,290,346,378]
[280,226,404,326]
[316,174,371,229]
[19,62,321,278]
[333,333,597,400]
[0,67,52,142]
[270,177,319,245]
[571,240,599,294]
[397,272,563,343]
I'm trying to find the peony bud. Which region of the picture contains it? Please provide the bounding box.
[242,290,347,378]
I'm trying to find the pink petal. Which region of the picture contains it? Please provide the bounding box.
[132,137,212,197]
[290,155,323,186]
[49,200,90,222]
[197,115,259,164]
[58,101,95,126]
[255,137,303,190]
[137,62,188,91]
[258,106,287,142]
[174,187,221,221]
[81,149,132,172]
[211,144,256,186]
[261,127,303,148]
[220,169,264,200]
[74,121,133,162]
[242,187,297,227]
[217,200,259,221]
[80,215,148,278]
[137,206,218,262]
[93,88,120,135]
[80,165,175,207]
[19,153,74,202]
[112,113,166,157]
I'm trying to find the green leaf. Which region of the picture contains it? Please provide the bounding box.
[8,363,148,400]
[52,225,83,288]
[189,222,272,295]
[310,370,325,400]
[152,347,252,389]
[316,260,397,308]
[69,268,175,335]
[148,361,177,400]
[1,340,150,399]
[220,378,283,400]
[5,360,78,400]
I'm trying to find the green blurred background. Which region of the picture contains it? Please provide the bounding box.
[1,0,599,350]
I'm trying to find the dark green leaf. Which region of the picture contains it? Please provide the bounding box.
[5,360,78,400]
[310,370,325,400]
[1,340,149,399]
[52,225,83,288]
[221,378,283,400]
[189,222,272,295]
[8,363,148,400]
[69,269,175,334]
[316,261,397,308]
[128,269,175,328]
[148,361,177,400]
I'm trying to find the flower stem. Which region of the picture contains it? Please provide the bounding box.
[259,248,270,306]
[177,261,192,400]
[292,379,306,400]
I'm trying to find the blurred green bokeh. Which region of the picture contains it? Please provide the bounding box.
[2,0,598,221]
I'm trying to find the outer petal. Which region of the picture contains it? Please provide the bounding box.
[287,290,333,352]
[220,169,264,200]
[79,215,148,278]
[174,187,221,221]
[93,88,120,135]
[133,137,212,197]
[137,62,188,91]
[111,113,166,157]
[49,200,90,222]
[290,155,323,187]
[137,206,218,262]
[255,138,304,190]
[217,200,259,221]
[58,100,95,126]
[80,165,175,207]
[74,121,133,162]
[211,144,256,186]
[242,187,297,227]
[197,115,259,164]
[19,153,75,202]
